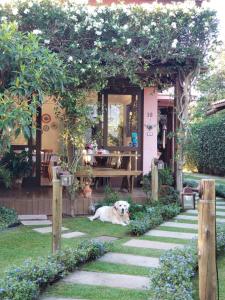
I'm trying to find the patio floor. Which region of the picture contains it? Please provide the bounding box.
[0,186,147,216]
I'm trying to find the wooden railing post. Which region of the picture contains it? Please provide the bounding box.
[198,179,217,300]
[151,158,158,202]
[52,167,62,253]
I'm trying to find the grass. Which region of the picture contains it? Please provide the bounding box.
[184,172,225,185]
[45,283,150,300]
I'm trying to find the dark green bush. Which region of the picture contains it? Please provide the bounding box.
[185,114,225,175]
[0,240,107,300]
[159,185,179,205]
[183,179,198,188]
[129,203,181,236]
[0,206,19,231]
[150,224,225,300]
[158,168,174,186]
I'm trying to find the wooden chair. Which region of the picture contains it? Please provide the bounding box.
[41,149,53,180]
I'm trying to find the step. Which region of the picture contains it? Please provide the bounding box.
[123,239,184,250]
[41,298,86,300]
[216,205,225,210]
[187,210,225,217]
[145,229,197,240]
[21,220,52,226]
[33,227,68,234]
[18,214,47,220]
[62,231,86,238]
[175,215,198,221]
[63,270,149,290]
[160,221,198,230]
[98,252,159,268]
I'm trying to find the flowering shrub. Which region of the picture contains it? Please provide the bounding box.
[0,206,19,231]
[129,203,181,235]
[150,224,225,300]
[0,240,108,300]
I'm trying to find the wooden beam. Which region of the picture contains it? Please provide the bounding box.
[151,158,158,202]
[198,179,217,300]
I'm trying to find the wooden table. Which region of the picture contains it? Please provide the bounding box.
[76,152,142,192]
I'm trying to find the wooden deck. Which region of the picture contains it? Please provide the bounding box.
[0,186,147,216]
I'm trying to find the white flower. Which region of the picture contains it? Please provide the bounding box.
[24,8,30,14]
[12,8,18,15]
[1,16,7,22]
[151,21,156,27]
[127,38,132,45]
[171,22,177,29]
[171,39,178,49]
[32,29,42,35]
[28,2,33,8]
[68,56,74,62]
[123,24,128,30]
[44,39,50,44]
[81,68,86,73]
[79,59,83,63]
[95,30,102,35]
[112,38,117,43]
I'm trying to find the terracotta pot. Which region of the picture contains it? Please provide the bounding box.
[83,184,92,198]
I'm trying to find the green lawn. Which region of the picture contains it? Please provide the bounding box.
[184,172,225,185]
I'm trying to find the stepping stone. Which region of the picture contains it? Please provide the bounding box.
[217,218,225,223]
[160,221,198,230]
[63,270,149,290]
[145,229,197,240]
[21,220,52,226]
[98,252,159,268]
[19,214,47,220]
[123,239,183,250]
[93,236,118,243]
[62,231,86,238]
[175,215,198,221]
[187,209,225,217]
[33,226,68,234]
[216,205,225,210]
[41,298,86,300]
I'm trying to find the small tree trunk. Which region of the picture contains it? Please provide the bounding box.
[176,144,183,194]
[151,159,158,202]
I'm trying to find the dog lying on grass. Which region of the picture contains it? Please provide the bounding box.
[88,200,130,226]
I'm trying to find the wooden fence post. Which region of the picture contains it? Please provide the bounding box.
[198,179,217,300]
[151,158,158,202]
[52,167,62,253]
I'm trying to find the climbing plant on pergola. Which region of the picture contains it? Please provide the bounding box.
[0,0,218,191]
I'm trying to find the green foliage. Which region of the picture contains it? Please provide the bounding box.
[0,240,107,300]
[0,21,65,154]
[103,186,120,206]
[183,178,198,188]
[159,168,174,186]
[0,149,31,180]
[159,185,179,205]
[0,165,12,188]
[0,206,19,231]
[185,114,225,175]
[128,203,181,236]
[150,224,225,300]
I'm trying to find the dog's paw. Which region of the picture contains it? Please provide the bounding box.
[88,216,94,221]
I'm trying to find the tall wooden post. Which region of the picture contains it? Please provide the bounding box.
[52,167,62,253]
[198,179,217,300]
[151,158,158,202]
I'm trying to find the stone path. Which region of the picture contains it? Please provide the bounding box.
[62,232,86,238]
[19,214,47,220]
[33,227,69,234]
[123,239,184,250]
[63,271,149,290]
[41,197,225,299]
[22,220,52,226]
[99,252,160,268]
[145,229,197,239]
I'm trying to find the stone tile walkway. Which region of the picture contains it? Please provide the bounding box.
[33,227,69,234]
[19,214,47,220]
[145,229,197,239]
[62,232,86,238]
[123,239,184,250]
[160,221,198,230]
[21,220,52,226]
[98,252,160,268]
[63,271,149,290]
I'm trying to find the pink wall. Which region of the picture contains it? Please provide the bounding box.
[143,87,158,174]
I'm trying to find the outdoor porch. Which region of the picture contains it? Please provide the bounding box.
[0,186,147,216]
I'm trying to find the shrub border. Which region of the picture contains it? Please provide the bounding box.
[0,240,108,300]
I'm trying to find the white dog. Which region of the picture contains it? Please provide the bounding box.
[88,200,130,226]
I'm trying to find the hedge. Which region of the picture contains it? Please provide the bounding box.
[0,206,19,231]
[0,240,108,300]
[150,224,225,300]
[184,179,225,199]
[128,203,181,236]
[185,114,225,176]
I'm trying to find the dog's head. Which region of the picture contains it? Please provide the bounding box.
[114,200,130,216]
